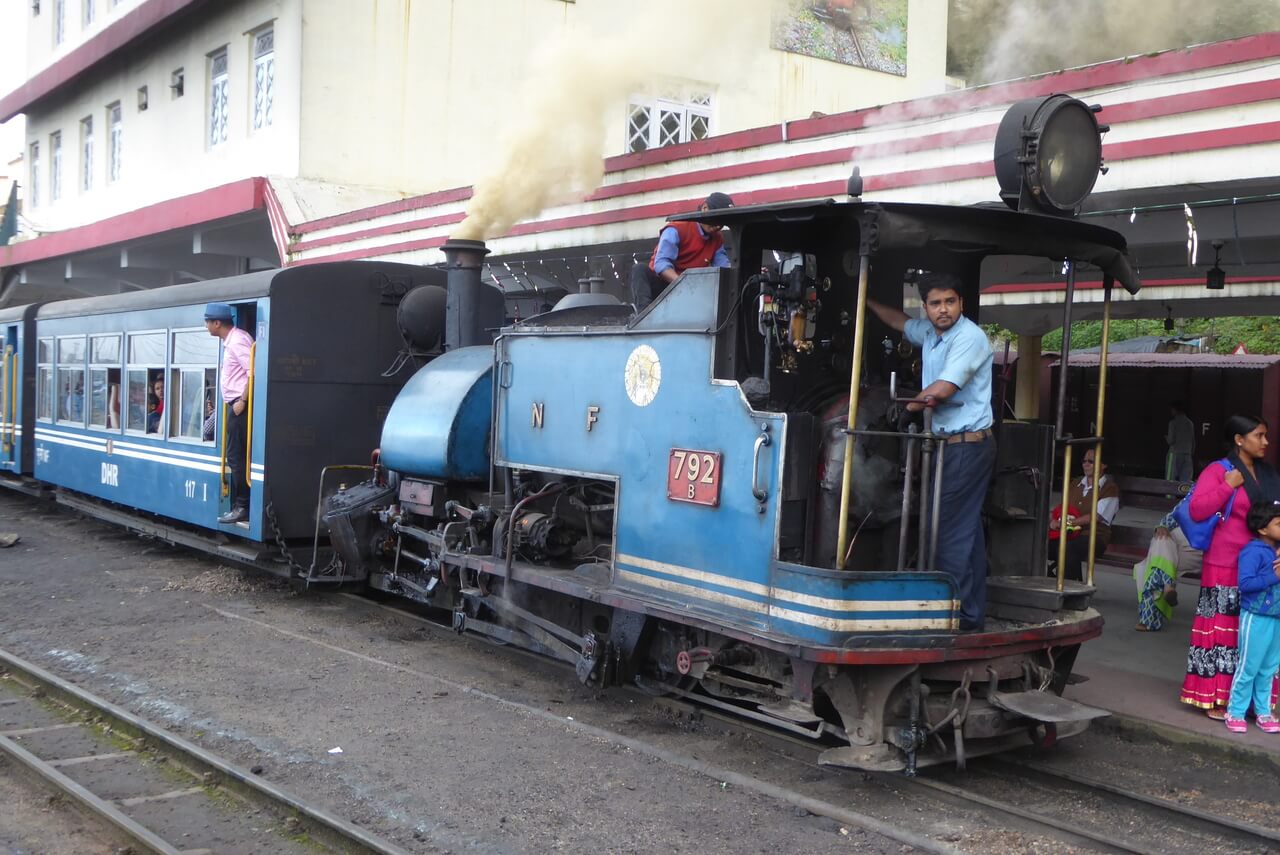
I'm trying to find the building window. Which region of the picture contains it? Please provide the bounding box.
[80,116,93,192]
[170,68,185,99]
[31,1,40,17]
[252,27,274,131]
[209,48,229,147]
[53,0,65,44]
[169,330,219,442]
[107,102,122,182]
[625,92,713,154]
[82,0,94,27]
[49,132,62,202]
[137,85,148,111]
[28,142,39,207]
[88,334,121,430]
[56,336,86,426]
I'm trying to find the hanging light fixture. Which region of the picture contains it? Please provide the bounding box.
[1206,240,1226,290]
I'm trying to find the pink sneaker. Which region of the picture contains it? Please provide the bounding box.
[1256,715,1280,733]
[1225,715,1249,733]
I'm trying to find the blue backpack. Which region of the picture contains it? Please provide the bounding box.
[1171,458,1237,551]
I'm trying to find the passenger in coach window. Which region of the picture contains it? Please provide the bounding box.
[866,272,996,632]
[146,377,164,434]
[204,303,254,524]
[202,396,215,442]
[628,191,734,311]
[63,378,84,423]
[106,383,120,429]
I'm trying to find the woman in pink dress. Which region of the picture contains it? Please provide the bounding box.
[1180,415,1280,718]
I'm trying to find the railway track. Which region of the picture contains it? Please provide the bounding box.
[0,647,408,855]
[652,693,1280,855]
[346,593,1280,855]
[5,506,1270,855]
[958,757,1280,855]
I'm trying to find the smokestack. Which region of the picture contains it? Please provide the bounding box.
[441,238,490,349]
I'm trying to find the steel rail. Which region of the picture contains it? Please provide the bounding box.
[339,592,1275,854]
[335,595,958,855]
[991,757,1280,850]
[648,692,1132,853]
[0,732,181,855]
[0,646,409,855]
[649,690,1273,855]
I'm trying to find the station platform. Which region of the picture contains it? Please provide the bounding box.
[1064,553,1280,761]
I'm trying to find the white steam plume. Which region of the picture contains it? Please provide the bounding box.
[454,3,765,241]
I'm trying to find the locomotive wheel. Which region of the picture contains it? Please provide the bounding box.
[1027,721,1058,749]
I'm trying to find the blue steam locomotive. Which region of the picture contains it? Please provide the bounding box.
[1,94,1136,772]
[321,96,1138,771]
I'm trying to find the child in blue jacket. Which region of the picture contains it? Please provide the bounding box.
[1226,502,1280,733]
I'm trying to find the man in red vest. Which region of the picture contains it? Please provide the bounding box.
[629,191,734,310]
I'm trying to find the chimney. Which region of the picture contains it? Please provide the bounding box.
[441,238,490,349]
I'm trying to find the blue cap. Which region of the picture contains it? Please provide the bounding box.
[204,302,234,322]
[704,191,734,210]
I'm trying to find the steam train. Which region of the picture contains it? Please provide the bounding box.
[1,94,1136,772]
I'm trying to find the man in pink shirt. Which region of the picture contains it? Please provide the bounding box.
[205,303,254,524]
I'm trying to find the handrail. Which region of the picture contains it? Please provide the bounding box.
[844,414,944,574]
[1055,263,1078,593]
[1084,278,1114,586]
[835,253,871,570]
[2,344,13,455]
[244,343,256,488]
[218,395,229,498]
[1056,444,1074,592]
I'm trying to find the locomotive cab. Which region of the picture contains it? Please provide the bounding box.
[675,199,1137,577]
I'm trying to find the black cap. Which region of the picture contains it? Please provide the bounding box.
[704,192,734,210]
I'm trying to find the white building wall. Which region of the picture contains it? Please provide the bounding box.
[21,0,302,230]
[18,0,949,228]
[25,0,145,77]
[297,0,950,194]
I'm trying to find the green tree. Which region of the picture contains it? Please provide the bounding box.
[984,317,1280,355]
[947,0,1280,82]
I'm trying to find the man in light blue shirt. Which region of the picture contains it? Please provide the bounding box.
[868,272,995,631]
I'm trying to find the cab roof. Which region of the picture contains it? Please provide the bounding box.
[675,199,1140,295]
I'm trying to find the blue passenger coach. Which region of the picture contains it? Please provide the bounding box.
[24,262,443,550]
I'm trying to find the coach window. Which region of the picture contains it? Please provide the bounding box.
[55,336,86,425]
[36,338,53,422]
[88,333,122,430]
[169,329,219,442]
[126,331,165,435]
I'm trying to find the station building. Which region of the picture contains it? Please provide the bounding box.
[1,3,1279,438]
[0,0,950,300]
